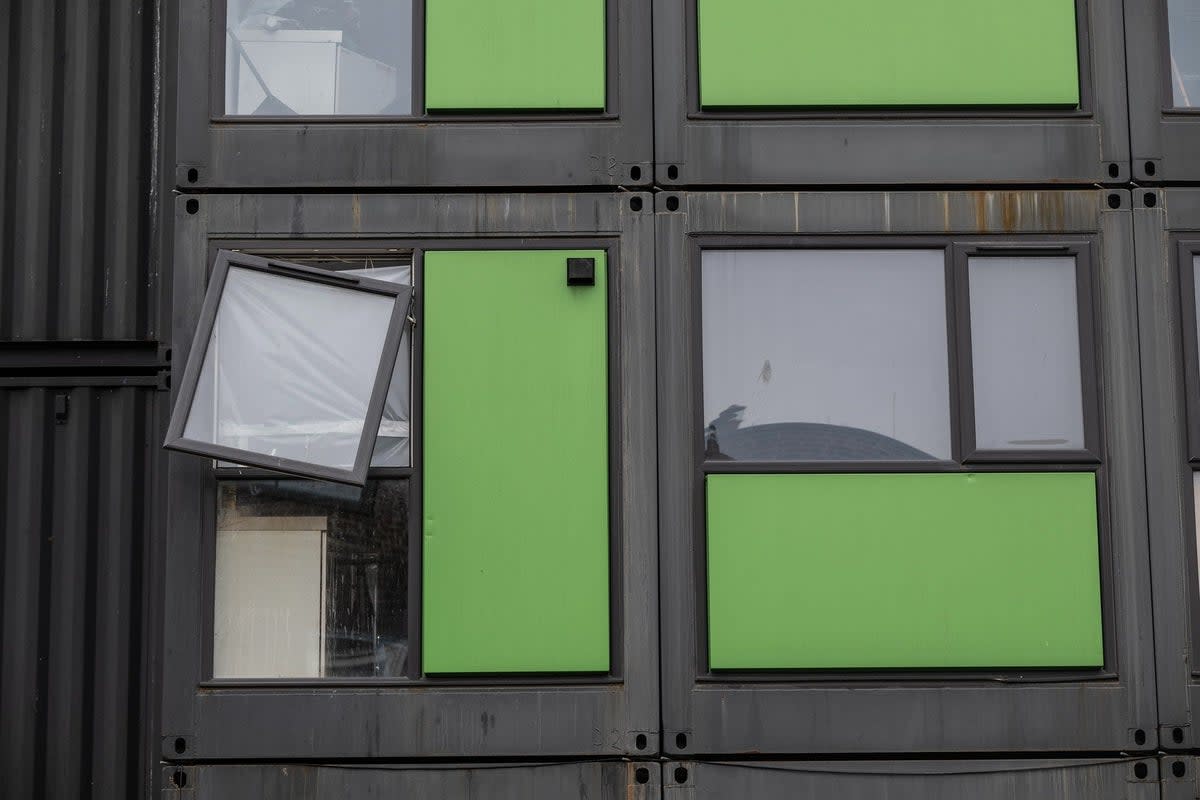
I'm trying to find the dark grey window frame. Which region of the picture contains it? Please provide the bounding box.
[656,190,1156,755]
[662,759,1159,800]
[652,0,1130,186]
[1125,3,1200,182]
[168,0,652,188]
[162,191,658,760]
[1136,188,1200,751]
[163,249,412,486]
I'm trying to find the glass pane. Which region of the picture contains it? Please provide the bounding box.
[968,256,1084,451]
[225,0,413,116]
[702,249,951,461]
[1170,0,1200,107]
[213,480,409,678]
[183,265,397,471]
[342,264,412,467]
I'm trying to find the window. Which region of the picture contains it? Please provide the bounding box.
[696,0,1080,108]
[166,250,412,485]
[699,244,1102,671]
[225,0,414,115]
[967,256,1085,452]
[214,479,409,678]
[222,0,607,116]
[173,246,614,682]
[701,249,951,462]
[1170,0,1200,107]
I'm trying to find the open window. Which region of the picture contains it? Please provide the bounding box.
[164,250,412,485]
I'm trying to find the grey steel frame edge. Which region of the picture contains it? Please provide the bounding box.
[655,189,1156,755]
[162,761,663,800]
[161,191,658,760]
[1124,2,1200,182]
[661,758,1159,800]
[652,0,1129,186]
[1135,187,1200,750]
[170,0,653,189]
[162,249,413,486]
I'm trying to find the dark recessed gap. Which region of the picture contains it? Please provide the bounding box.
[635,767,650,784]
[1146,161,1157,177]
[186,167,199,183]
[185,199,199,215]
[630,166,642,181]
[1134,729,1146,746]
[172,770,188,788]
[629,197,643,212]
[173,737,187,754]
[1134,762,1149,779]
[667,164,679,180]
[1173,761,1187,778]
[1107,193,1121,210]
[1107,163,1119,179]
[666,196,680,212]
[1174,727,1186,744]
[674,767,689,784]
[675,732,688,750]
[1145,192,1158,208]
[635,733,647,750]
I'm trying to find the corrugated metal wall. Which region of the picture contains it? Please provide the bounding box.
[0,387,161,799]
[0,1,161,798]
[0,0,157,342]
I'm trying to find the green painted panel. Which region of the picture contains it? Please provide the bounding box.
[425,0,606,110]
[697,0,1080,107]
[706,472,1103,669]
[422,250,610,673]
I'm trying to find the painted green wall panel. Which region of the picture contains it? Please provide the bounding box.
[425,0,606,110]
[706,472,1102,669]
[422,250,610,673]
[697,0,1080,107]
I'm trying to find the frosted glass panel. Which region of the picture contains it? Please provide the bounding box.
[968,256,1084,451]
[702,249,951,461]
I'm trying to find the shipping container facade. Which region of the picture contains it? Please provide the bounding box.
[16,1,1200,798]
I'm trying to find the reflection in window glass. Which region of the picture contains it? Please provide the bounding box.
[701,250,951,461]
[968,257,1084,451]
[213,480,409,678]
[1170,0,1200,107]
[225,0,413,116]
[184,265,397,471]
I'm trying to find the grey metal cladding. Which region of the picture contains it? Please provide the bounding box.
[1126,5,1200,182]
[163,192,658,760]
[0,0,157,342]
[652,0,1129,186]
[1161,755,1196,800]
[655,190,1157,755]
[162,761,661,800]
[1136,188,1200,751]
[169,0,652,189]
[0,386,162,800]
[662,759,1158,800]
